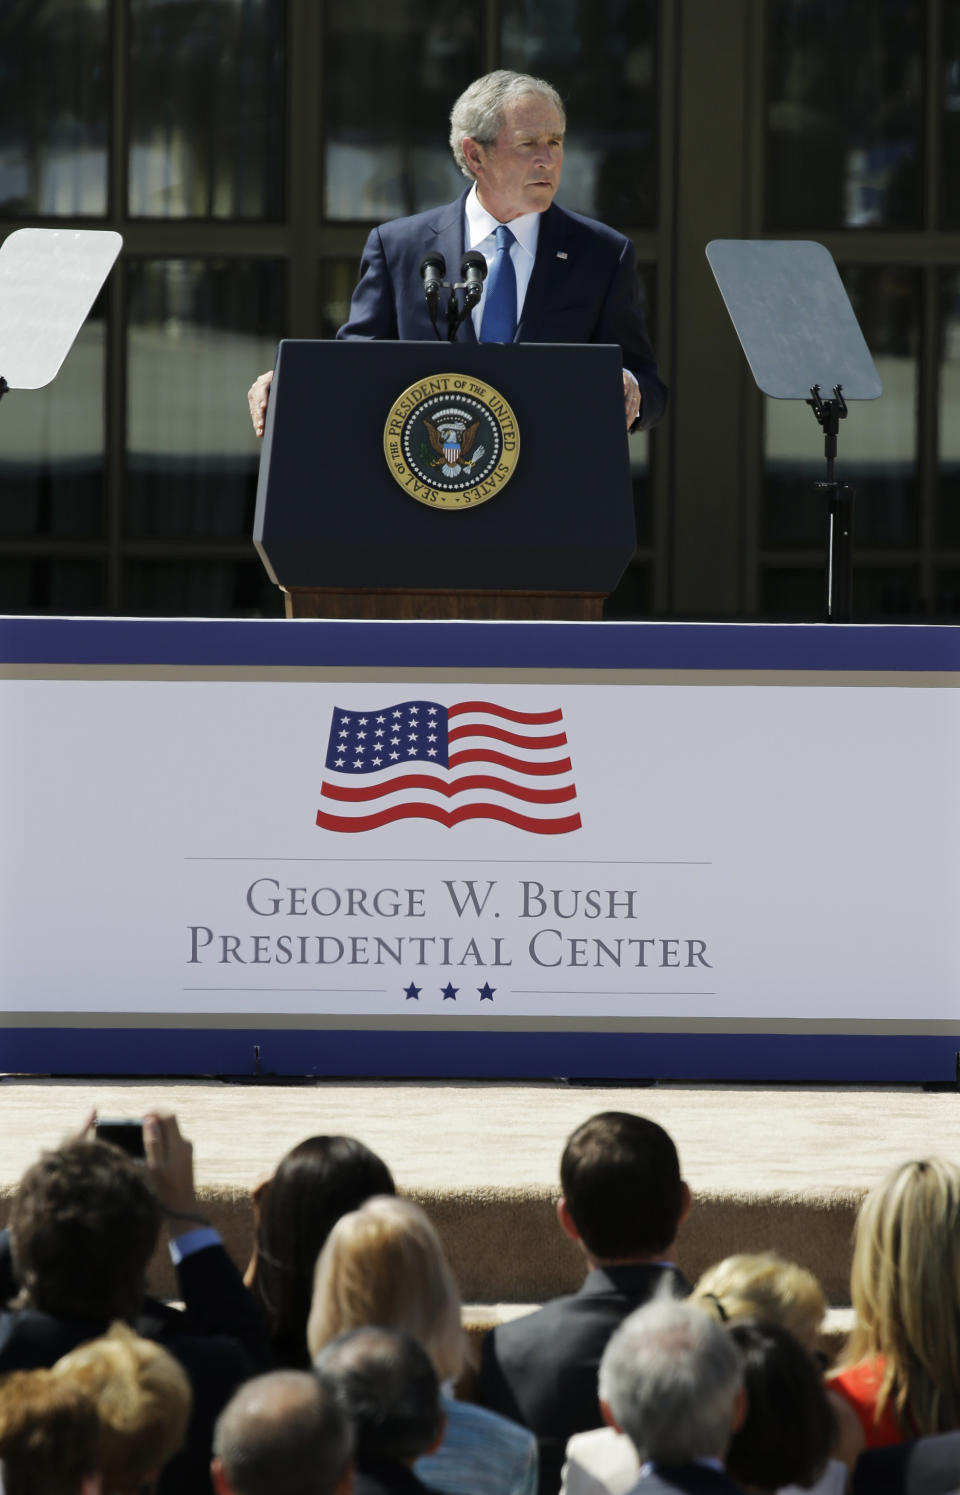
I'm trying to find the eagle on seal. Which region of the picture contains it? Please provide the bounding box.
[425,419,480,476]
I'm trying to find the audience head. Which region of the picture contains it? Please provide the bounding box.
[559,1112,688,1261]
[845,1156,960,1435]
[251,1135,395,1369]
[599,1298,744,1464]
[314,1327,443,1468]
[9,1141,160,1322]
[0,1368,101,1495]
[724,1319,834,1494]
[211,1370,353,1495]
[306,1195,463,1381]
[52,1321,191,1495]
[691,1253,827,1353]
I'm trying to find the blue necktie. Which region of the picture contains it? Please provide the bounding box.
[480,224,517,343]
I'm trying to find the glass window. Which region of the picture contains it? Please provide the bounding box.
[763,564,921,620]
[322,0,482,221]
[0,0,108,217]
[319,259,361,339]
[122,557,282,616]
[500,0,659,225]
[128,0,286,219]
[764,266,919,549]
[765,0,923,229]
[604,562,651,619]
[125,259,285,538]
[0,296,106,538]
[933,567,960,615]
[938,269,960,543]
[761,566,827,620]
[0,557,106,615]
[942,1,960,227]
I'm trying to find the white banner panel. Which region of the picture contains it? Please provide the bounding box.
[3,670,959,1025]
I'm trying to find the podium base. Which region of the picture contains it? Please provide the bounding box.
[282,587,605,621]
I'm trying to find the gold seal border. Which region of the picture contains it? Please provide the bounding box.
[383,373,520,511]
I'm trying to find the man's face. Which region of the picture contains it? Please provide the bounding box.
[465,93,565,222]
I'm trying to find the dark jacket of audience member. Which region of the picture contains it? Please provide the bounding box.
[244,1134,395,1369]
[315,1326,446,1495]
[0,1139,268,1495]
[478,1112,691,1495]
[852,1431,960,1495]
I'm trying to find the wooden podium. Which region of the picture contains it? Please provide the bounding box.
[253,340,637,621]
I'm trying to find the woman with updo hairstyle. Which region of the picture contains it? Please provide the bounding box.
[307,1195,538,1495]
[690,1253,828,1354]
[830,1157,960,1449]
[244,1134,395,1369]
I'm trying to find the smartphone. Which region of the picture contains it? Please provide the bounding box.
[94,1117,145,1158]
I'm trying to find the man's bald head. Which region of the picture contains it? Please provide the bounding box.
[211,1370,353,1495]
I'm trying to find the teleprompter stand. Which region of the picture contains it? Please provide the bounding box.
[0,228,122,405]
[706,240,882,622]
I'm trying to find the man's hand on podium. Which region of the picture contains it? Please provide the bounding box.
[248,369,273,438]
[623,368,641,431]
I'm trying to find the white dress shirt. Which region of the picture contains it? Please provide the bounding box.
[464,182,542,338]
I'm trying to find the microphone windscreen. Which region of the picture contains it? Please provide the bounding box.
[461,250,487,281]
[420,252,446,280]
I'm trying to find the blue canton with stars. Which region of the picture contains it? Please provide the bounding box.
[325,702,449,773]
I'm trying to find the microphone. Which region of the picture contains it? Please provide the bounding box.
[460,250,487,310]
[420,252,446,306]
[420,252,446,339]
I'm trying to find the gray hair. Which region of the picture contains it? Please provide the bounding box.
[213,1370,354,1495]
[314,1327,442,1466]
[449,70,566,178]
[599,1300,744,1464]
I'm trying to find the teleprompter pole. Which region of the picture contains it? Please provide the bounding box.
[807,383,854,623]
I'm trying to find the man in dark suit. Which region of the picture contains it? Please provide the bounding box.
[476,1112,692,1495]
[0,1113,269,1495]
[248,70,666,438]
[598,1298,747,1495]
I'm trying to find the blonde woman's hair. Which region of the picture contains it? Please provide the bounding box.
[306,1195,465,1382]
[839,1157,960,1436]
[690,1253,827,1349]
[53,1320,192,1493]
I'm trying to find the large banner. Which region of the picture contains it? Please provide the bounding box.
[2,618,959,1079]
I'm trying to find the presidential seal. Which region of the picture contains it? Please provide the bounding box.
[383,374,520,510]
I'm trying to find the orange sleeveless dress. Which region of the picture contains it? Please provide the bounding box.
[830,1358,907,1448]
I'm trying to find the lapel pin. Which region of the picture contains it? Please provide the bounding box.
[556,250,568,260]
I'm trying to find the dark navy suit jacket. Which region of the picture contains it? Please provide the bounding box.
[477,1262,690,1495]
[337,191,667,433]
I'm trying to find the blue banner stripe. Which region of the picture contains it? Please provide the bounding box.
[0,1028,957,1082]
[2,617,960,672]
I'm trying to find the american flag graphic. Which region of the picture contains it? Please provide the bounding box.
[315,699,581,835]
